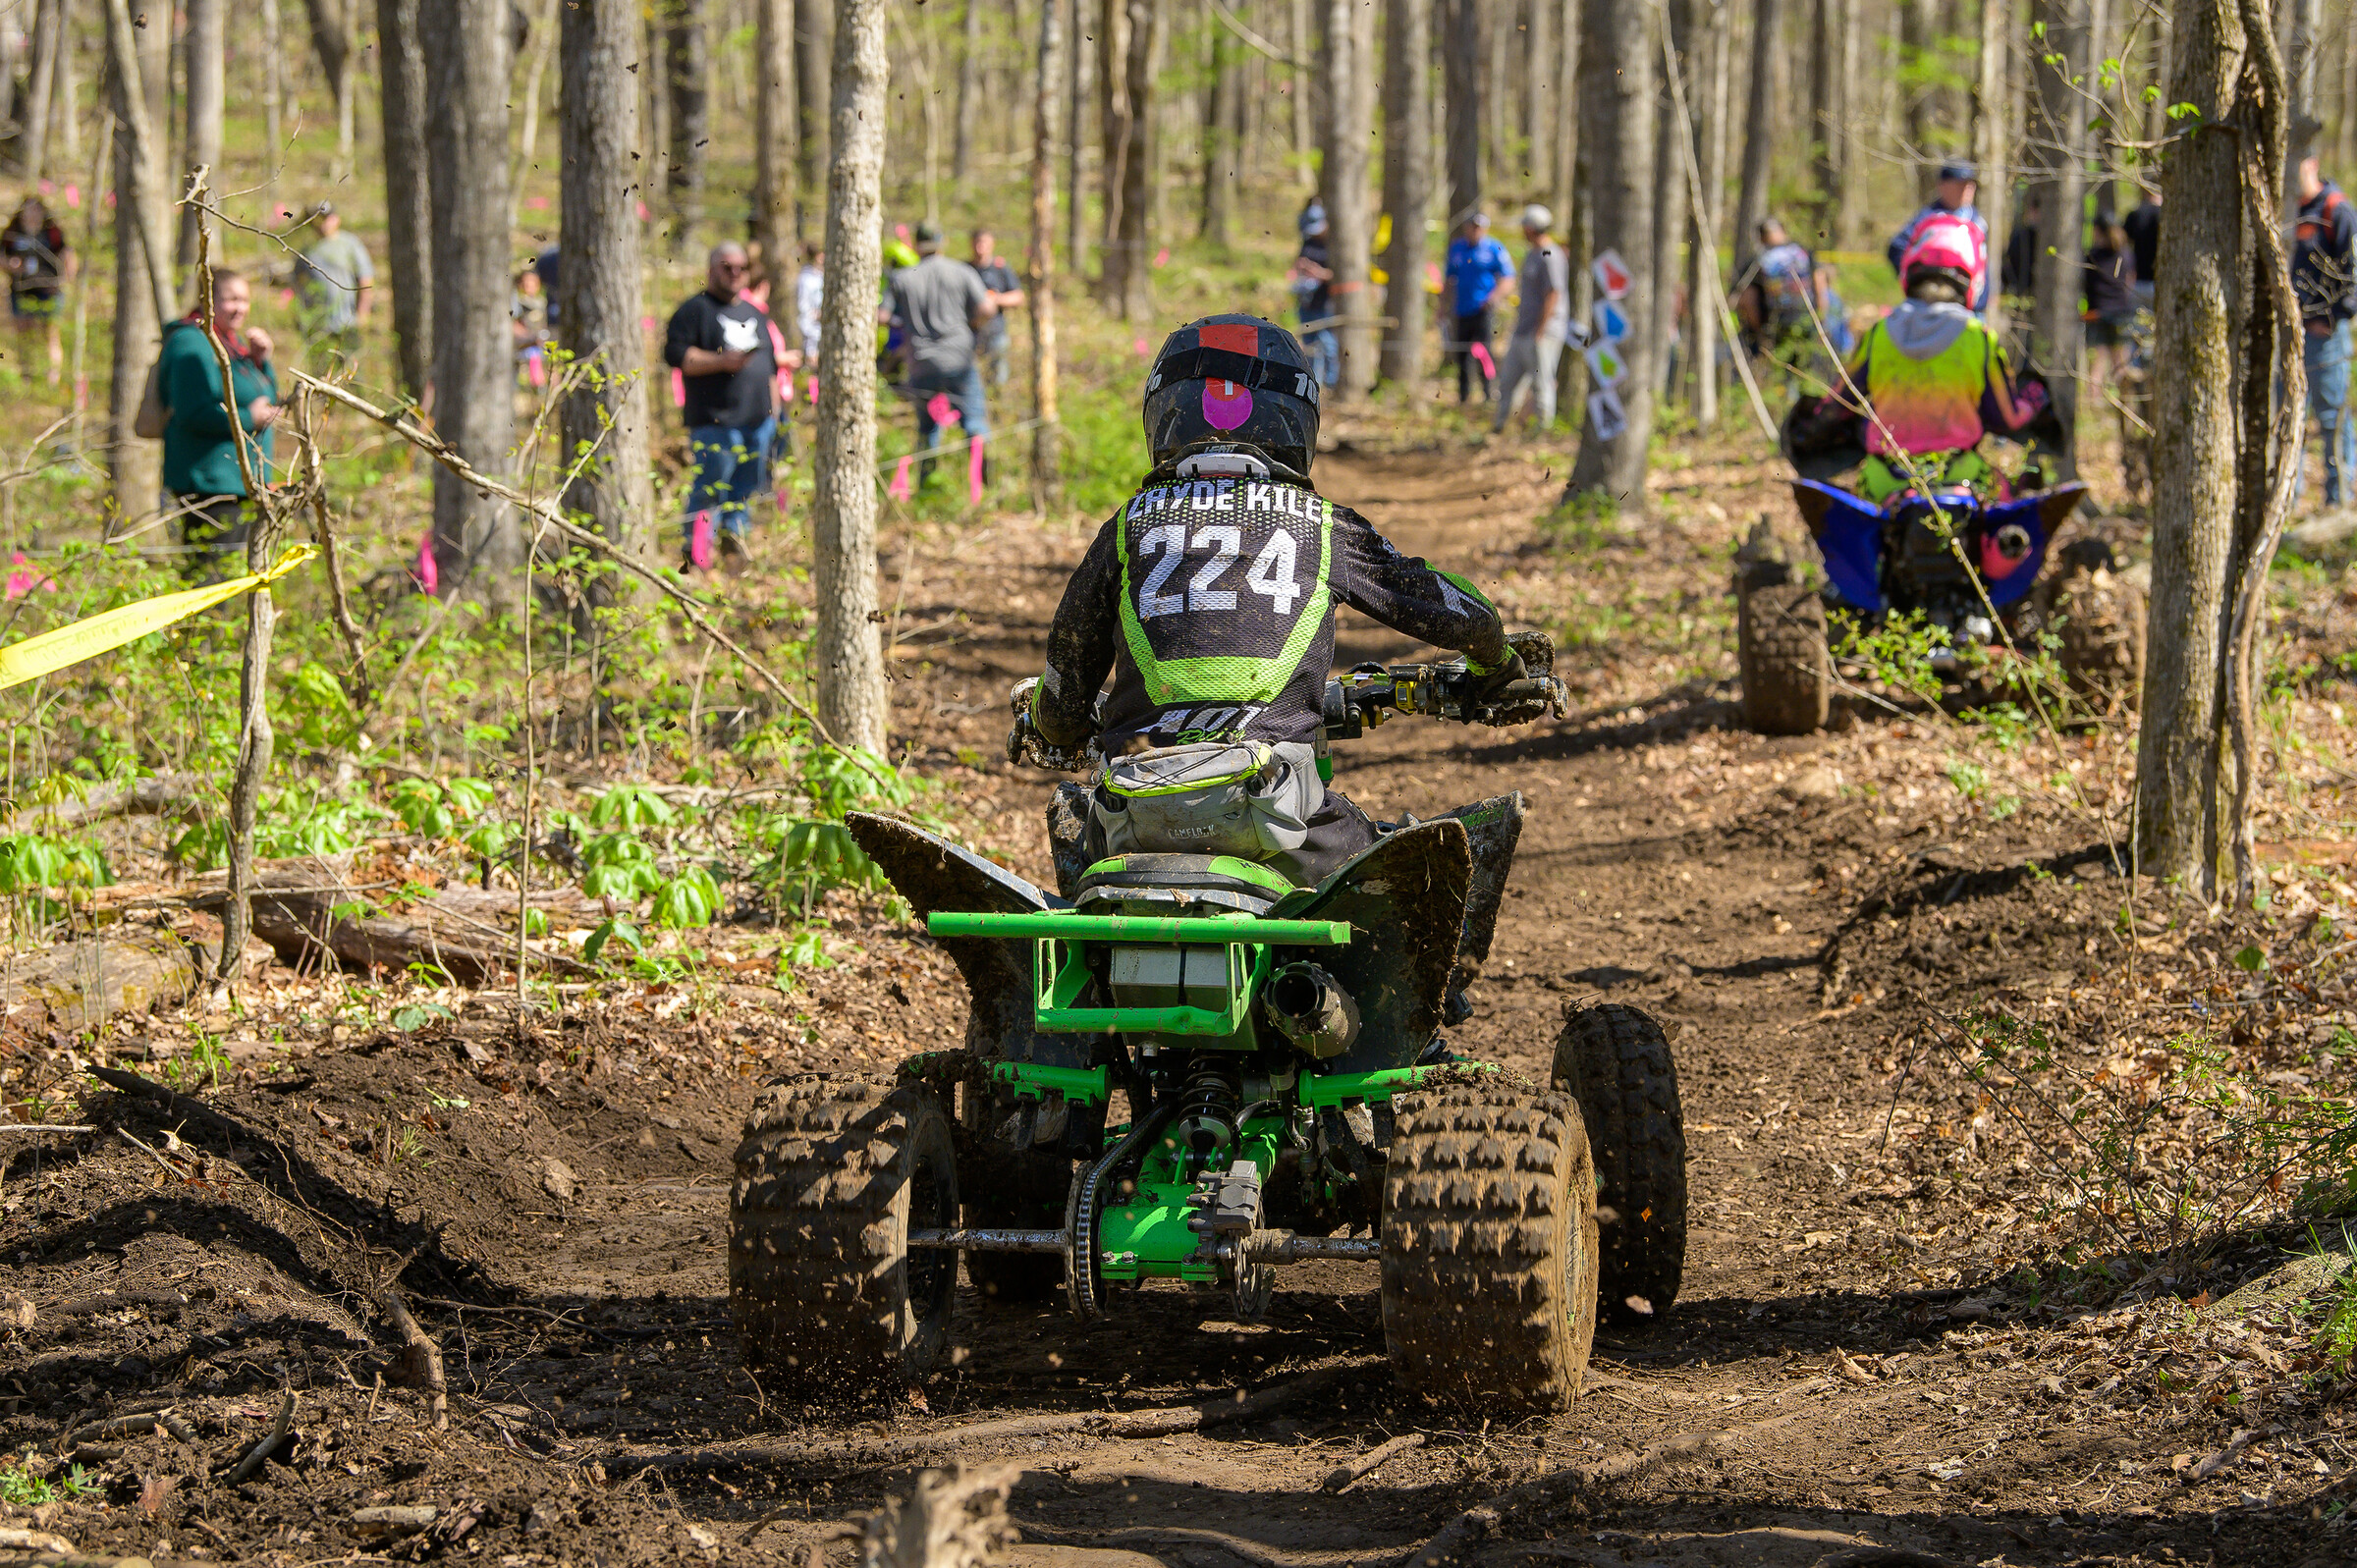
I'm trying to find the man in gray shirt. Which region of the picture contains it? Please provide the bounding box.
[296,200,374,368]
[1494,204,1571,434]
[884,220,997,490]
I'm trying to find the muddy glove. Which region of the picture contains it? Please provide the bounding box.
[1465,650,1529,709]
[1006,678,1095,771]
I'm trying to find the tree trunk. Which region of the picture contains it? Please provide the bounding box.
[812,0,890,755]
[1029,0,1064,509]
[1809,0,1835,222]
[1324,0,1375,396]
[1653,0,1691,408]
[1568,0,1655,505]
[1381,0,1434,385]
[422,0,518,597]
[2136,0,2292,892]
[559,0,653,566]
[1730,0,1778,278]
[1444,0,1480,224]
[261,0,286,198]
[2286,0,2323,196]
[1098,0,1127,257]
[1105,0,1159,318]
[1201,16,1237,244]
[954,0,982,181]
[754,0,796,270]
[301,0,356,176]
[1553,0,1581,250]
[1690,0,1726,424]
[1900,0,1932,201]
[180,0,225,267]
[667,0,710,244]
[104,0,174,528]
[376,0,434,400]
[1066,0,1091,277]
[1288,0,1312,188]
[2030,0,2098,479]
[1975,0,2008,332]
[22,0,61,184]
[1527,0,1554,193]
[795,0,832,235]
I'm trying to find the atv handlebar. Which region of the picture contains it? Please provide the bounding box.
[1007,631,1567,772]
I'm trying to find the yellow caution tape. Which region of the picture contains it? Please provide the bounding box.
[0,544,318,692]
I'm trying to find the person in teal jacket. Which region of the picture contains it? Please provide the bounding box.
[155,269,278,577]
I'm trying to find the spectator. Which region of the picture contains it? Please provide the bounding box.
[512,265,549,391]
[2082,220,2138,404]
[156,269,278,579]
[1,195,71,385]
[2122,187,2162,307]
[1494,204,1569,433]
[663,241,780,571]
[1888,160,1988,312]
[969,229,1025,387]
[1289,200,1338,388]
[2001,192,2043,299]
[795,242,825,359]
[533,244,561,330]
[1444,212,1515,404]
[2294,152,2357,507]
[1737,217,1830,393]
[884,220,996,492]
[295,200,373,367]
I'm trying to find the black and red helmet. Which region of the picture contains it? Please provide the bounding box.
[1143,315,1322,478]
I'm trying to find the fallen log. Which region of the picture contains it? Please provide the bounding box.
[1,773,205,832]
[1,926,197,1035]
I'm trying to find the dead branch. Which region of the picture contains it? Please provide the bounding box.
[1323,1431,1426,1492]
[375,1281,447,1430]
[1017,1524,1366,1568]
[859,1466,1017,1568]
[225,1389,295,1482]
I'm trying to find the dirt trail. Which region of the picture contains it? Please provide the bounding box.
[3,444,2333,1568]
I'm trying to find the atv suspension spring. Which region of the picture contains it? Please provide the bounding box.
[1173,1059,1241,1162]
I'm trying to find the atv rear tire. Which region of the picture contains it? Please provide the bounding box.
[1738,574,1832,735]
[1380,1087,1600,1411]
[730,1074,959,1389]
[1552,1003,1688,1322]
[959,1084,1069,1305]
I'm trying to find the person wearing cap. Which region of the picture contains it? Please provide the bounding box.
[1886,161,1988,313]
[664,241,782,571]
[1444,212,1516,404]
[883,219,996,492]
[295,201,373,366]
[1288,200,1338,388]
[1494,204,1569,433]
[1737,217,1833,394]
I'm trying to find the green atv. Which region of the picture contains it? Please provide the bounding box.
[728,634,1688,1410]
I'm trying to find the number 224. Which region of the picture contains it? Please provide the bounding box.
[1136,524,1300,618]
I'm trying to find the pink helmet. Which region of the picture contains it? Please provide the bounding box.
[1899,212,1986,299]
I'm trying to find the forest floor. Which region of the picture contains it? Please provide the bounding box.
[6,412,2357,1568]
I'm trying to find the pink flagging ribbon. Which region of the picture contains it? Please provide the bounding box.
[413,533,439,595]
[1470,342,1497,378]
[689,512,718,569]
[807,375,820,406]
[671,368,686,407]
[888,456,913,500]
[968,437,985,503]
[61,184,78,210]
[6,553,52,599]
[526,351,548,388]
[1153,247,1170,268]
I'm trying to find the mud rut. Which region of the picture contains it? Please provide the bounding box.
[2,447,2312,1568]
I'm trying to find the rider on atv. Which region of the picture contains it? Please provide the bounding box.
[1837,219,2045,507]
[1020,314,1526,889]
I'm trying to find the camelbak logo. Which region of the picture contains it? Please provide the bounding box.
[1169,823,1217,839]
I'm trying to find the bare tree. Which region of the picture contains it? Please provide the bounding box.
[21,0,62,185]
[2136,0,2300,898]
[2030,0,2100,480]
[1201,14,1239,244]
[1097,0,1127,257]
[1567,0,1655,505]
[180,0,225,267]
[754,0,796,270]
[1730,0,1778,278]
[560,0,653,564]
[421,0,518,595]
[811,0,890,754]
[954,0,982,181]
[1104,0,1162,318]
[795,0,832,234]
[1899,0,1933,202]
[667,0,711,243]
[1380,0,1434,386]
[261,0,286,193]
[1066,0,1092,277]
[1028,0,1064,508]
[376,0,434,400]
[1287,0,1311,186]
[1974,0,2009,333]
[1323,0,1374,395]
[1689,0,1727,424]
[1444,0,1480,224]
[1809,0,1835,223]
[102,0,175,525]
[301,0,358,176]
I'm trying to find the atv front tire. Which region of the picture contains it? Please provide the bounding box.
[1380,1087,1600,1411]
[1553,1003,1688,1322]
[1737,573,1832,735]
[730,1074,959,1390]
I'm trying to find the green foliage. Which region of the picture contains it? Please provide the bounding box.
[1836,611,1947,704]
[0,832,112,895]
[388,777,496,840]
[0,1451,97,1506]
[579,831,662,901]
[586,784,675,830]
[391,1002,454,1032]
[652,865,725,929]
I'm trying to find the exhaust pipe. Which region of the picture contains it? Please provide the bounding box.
[1265,963,1360,1058]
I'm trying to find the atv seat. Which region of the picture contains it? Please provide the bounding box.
[1072,854,1294,915]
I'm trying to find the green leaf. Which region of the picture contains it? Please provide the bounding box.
[2234,945,2266,972]
[584,917,643,964]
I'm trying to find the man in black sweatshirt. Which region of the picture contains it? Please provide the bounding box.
[664,242,781,571]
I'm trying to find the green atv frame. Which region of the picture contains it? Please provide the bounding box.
[729,638,1689,1409]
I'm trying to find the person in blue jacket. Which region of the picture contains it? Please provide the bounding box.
[1887,161,1990,313]
[1444,212,1516,405]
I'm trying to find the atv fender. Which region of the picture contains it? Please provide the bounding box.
[845,812,1090,1071]
[1274,818,1472,1072]
[1439,794,1524,973]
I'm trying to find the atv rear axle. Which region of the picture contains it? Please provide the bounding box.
[904,1226,1381,1263]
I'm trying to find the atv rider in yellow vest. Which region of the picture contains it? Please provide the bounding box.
[1841,218,2045,507]
[1018,314,1526,890]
